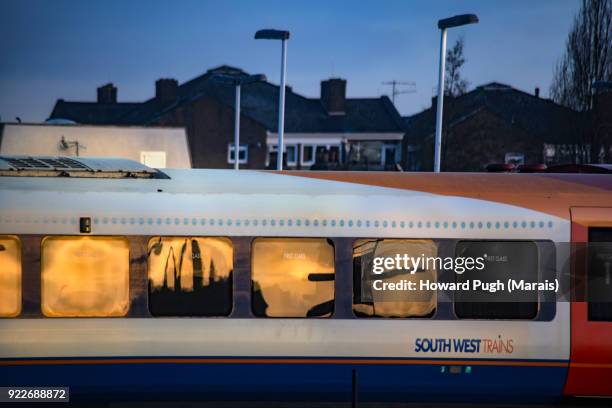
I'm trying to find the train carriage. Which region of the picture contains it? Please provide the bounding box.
[0,155,611,404]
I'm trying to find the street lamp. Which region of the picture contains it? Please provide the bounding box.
[212,74,267,170]
[433,14,478,173]
[255,28,290,170]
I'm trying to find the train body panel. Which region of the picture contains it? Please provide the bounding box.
[564,208,612,396]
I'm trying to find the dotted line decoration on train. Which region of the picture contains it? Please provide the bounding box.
[0,215,555,230]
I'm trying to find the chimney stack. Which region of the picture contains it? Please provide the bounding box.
[321,78,346,114]
[535,87,540,98]
[97,83,117,104]
[155,78,179,103]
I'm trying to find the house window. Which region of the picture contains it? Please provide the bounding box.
[328,146,340,164]
[505,152,525,166]
[286,145,297,166]
[267,144,297,167]
[382,143,399,167]
[228,143,248,164]
[148,237,233,317]
[252,238,335,317]
[348,141,383,165]
[301,145,315,166]
[266,145,279,167]
[140,151,167,168]
[41,236,130,317]
[0,235,21,317]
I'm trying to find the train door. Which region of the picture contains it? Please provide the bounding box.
[565,207,612,396]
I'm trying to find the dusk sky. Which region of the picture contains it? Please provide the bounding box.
[0,0,579,123]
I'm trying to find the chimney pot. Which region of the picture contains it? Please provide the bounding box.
[535,87,540,98]
[321,78,346,114]
[97,83,117,104]
[155,78,179,103]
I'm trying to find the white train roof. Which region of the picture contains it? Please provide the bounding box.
[0,160,569,240]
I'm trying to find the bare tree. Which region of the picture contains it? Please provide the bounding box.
[440,36,469,170]
[550,0,612,111]
[444,36,469,97]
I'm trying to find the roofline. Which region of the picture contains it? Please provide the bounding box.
[405,82,581,121]
[477,82,580,112]
[52,100,142,105]
[143,92,271,130]
[1,122,186,130]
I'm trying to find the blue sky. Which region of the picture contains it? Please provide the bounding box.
[0,0,579,122]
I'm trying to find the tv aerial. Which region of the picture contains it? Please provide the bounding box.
[382,80,416,105]
[58,136,86,156]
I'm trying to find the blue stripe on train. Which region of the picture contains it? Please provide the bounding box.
[0,358,568,404]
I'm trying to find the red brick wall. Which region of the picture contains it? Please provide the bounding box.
[417,108,542,172]
[152,96,268,169]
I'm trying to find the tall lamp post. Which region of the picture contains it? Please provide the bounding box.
[255,29,290,170]
[212,74,267,170]
[434,14,478,172]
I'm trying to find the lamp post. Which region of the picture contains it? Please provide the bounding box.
[212,74,267,170]
[433,14,478,173]
[255,29,290,170]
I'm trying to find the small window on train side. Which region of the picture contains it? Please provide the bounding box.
[588,228,612,321]
[454,241,538,320]
[251,238,335,318]
[148,237,233,316]
[41,236,130,317]
[353,239,437,318]
[0,235,21,317]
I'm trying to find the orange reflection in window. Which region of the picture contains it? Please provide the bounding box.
[147,237,233,316]
[353,239,437,318]
[41,236,129,317]
[252,238,335,318]
[148,237,233,291]
[0,235,21,317]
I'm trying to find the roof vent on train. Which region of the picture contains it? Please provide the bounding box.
[0,156,170,179]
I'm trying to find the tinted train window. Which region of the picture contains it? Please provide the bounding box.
[353,239,436,318]
[0,236,21,317]
[588,228,612,321]
[252,238,334,317]
[41,236,129,317]
[148,237,233,316]
[454,241,538,319]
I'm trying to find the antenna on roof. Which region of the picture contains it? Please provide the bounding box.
[382,80,416,105]
[58,136,86,157]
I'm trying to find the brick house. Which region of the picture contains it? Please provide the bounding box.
[49,66,405,170]
[402,83,599,172]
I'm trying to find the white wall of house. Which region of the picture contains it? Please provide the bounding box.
[0,123,191,168]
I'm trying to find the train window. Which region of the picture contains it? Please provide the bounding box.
[353,239,437,318]
[454,241,538,319]
[0,235,21,317]
[148,237,233,316]
[588,228,612,321]
[252,238,334,317]
[41,236,129,317]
